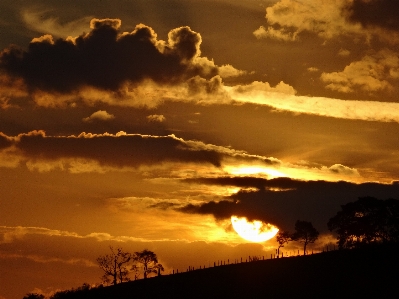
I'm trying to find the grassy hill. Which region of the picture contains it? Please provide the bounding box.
[60,244,399,299]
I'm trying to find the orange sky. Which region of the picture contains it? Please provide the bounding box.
[1,1,399,298]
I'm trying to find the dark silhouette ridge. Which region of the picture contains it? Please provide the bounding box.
[47,244,399,299]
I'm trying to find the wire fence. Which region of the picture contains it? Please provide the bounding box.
[168,244,337,275]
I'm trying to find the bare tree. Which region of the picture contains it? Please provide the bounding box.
[134,249,164,279]
[276,230,291,257]
[97,247,133,285]
[291,220,319,255]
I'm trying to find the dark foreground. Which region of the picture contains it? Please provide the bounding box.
[68,244,399,299]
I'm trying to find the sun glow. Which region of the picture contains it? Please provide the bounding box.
[225,165,287,178]
[231,216,279,242]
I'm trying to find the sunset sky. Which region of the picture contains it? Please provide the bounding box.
[1,0,399,298]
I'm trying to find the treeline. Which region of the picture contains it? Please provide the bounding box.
[276,196,399,256]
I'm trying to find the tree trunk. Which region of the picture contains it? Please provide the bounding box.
[113,257,117,285]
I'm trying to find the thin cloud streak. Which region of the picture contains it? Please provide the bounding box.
[228,85,399,123]
[0,225,174,244]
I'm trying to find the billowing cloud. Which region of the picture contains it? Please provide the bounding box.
[218,64,247,78]
[178,177,399,233]
[0,19,218,96]
[254,0,399,43]
[254,0,362,41]
[82,110,115,122]
[321,49,399,93]
[231,80,297,95]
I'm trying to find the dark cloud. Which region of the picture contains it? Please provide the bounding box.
[178,177,399,233]
[0,19,218,93]
[0,132,13,149]
[11,130,222,168]
[2,131,278,170]
[343,0,399,31]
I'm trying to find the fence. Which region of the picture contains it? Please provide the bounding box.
[168,245,337,275]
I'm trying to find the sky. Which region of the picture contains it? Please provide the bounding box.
[1,0,399,298]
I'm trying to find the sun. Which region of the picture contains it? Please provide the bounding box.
[231,215,279,242]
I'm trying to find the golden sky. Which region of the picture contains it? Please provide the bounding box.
[1,0,399,298]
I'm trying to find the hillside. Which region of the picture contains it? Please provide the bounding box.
[62,244,399,299]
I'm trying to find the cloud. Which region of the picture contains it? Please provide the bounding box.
[231,80,297,95]
[0,225,151,244]
[227,82,399,123]
[307,67,319,72]
[82,110,115,122]
[254,0,363,41]
[178,177,399,233]
[0,130,279,173]
[0,132,13,149]
[0,19,218,96]
[21,9,93,38]
[147,114,166,122]
[343,0,399,32]
[186,75,226,96]
[254,0,399,43]
[0,252,97,268]
[327,164,359,176]
[321,49,399,93]
[218,64,247,78]
[338,48,350,57]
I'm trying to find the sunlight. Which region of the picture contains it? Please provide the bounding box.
[231,216,279,242]
[224,165,287,178]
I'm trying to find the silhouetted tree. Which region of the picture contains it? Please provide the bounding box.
[23,293,44,299]
[292,220,319,255]
[276,230,291,257]
[134,249,164,279]
[97,247,133,285]
[328,197,399,249]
